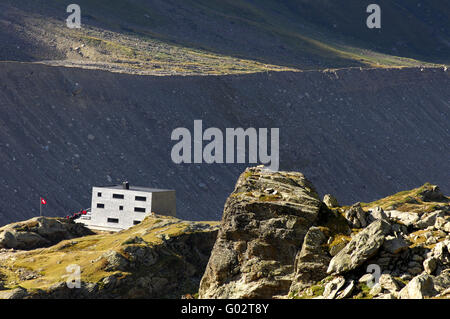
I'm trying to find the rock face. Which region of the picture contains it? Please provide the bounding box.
[289,227,331,294]
[0,217,94,250]
[327,220,391,274]
[198,167,323,298]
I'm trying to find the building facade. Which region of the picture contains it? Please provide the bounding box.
[77,182,176,231]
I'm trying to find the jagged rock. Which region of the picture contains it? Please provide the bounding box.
[415,211,446,230]
[367,206,388,223]
[0,217,94,250]
[199,167,323,299]
[386,211,420,227]
[435,217,450,233]
[344,203,367,228]
[322,276,345,299]
[444,223,450,233]
[323,194,339,208]
[430,240,450,267]
[378,274,403,294]
[9,216,219,299]
[369,283,383,296]
[382,236,410,254]
[399,274,437,299]
[327,220,391,274]
[423,258,437,274]
[436,287,450,298]
[289,227,331,294]
[359,273,376,285]
[432,269,450,293]
[336,280,354,299]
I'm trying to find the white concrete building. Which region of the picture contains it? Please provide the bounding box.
[77,182,176,231]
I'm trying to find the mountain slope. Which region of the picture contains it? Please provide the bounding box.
[0,62,448,224]
[0,0,448,74]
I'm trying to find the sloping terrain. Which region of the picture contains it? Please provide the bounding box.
[0,169,448,299]
[199,167,450,299]
[0,0,448,74]
[0,62,448,225]
[0,215,219,298]
[1,168,447,299]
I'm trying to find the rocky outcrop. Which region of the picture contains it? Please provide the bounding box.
[323,194,339,208]
[327,220,391,274]
[398,274,437,299]
[199,167,323,298]
[289,227,331,294]
[200,170,449,300]
[344,203,367,228]
[366,207,388,223]
[0,216,219,299]
[0,217,94,250]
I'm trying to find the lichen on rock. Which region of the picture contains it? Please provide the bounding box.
[199,167,323,298]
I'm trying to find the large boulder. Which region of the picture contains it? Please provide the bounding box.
[366,206,388,223]
[398,274,437,299]
[327,220,392,274]
[378,274,403,295]
[198,167,323,299]
[289,227,331,294]
[0,217,94,250]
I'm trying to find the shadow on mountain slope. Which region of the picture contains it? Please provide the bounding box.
[0,0,448,70]
[0,62,448,225]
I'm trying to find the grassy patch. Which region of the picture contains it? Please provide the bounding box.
[0,216,219,292]
[361,183,449,213]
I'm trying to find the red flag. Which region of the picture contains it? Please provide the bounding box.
[41,198,47,205]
